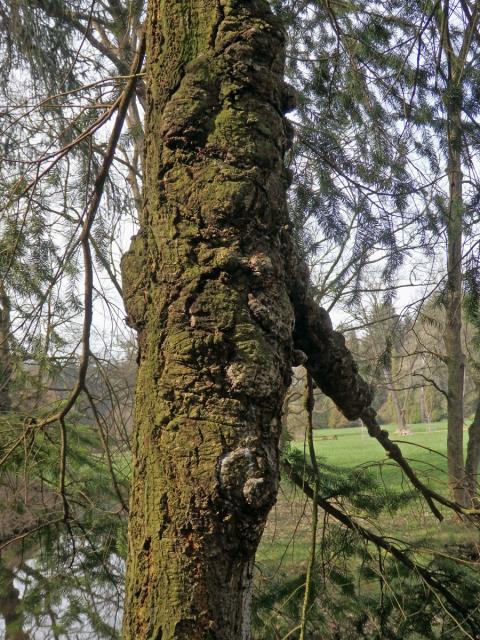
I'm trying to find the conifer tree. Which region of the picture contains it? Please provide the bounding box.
[2,1,480,638]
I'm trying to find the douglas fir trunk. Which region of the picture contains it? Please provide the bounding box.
[121,2,296,637]
[121,1,373,638]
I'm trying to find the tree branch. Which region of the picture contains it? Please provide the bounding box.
[413,371,449,399]
[0,33,146,470]
[281,459,475,631]
[288,258,479,520]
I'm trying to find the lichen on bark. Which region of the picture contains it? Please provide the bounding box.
[121,2,298,638]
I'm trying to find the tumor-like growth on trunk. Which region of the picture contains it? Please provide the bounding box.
[121,2,300,638]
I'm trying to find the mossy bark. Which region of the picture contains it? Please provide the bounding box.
[120,1,378,636]
[121,2,296,638]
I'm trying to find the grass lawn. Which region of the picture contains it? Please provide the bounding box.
[254,422,480,639]
[257,421,478,568]
[300,420,451,494]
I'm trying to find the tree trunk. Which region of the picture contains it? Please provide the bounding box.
[465,392,480,505]
[391,387,407,432]
[121,2,297,637]
[386,368,407,431]
[419,385,431,426]
[443,96,466,505]
[0,560,28,640]
[121,2,380,636]
[0,282,12,413]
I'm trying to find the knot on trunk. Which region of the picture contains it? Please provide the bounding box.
[121,232,147,330]
[219,446,277,512]
[161,56,219,150]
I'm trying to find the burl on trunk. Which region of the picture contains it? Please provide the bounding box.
[121,2,296,637]
[121,1,372,638]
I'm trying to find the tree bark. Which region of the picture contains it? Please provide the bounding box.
[443,95,466,505]
[121,2,297,638]
[465,392,480,504]
[288,277,373,421]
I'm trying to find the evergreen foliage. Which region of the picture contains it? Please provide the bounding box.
[0,0,480,637]
[253,437,480,639]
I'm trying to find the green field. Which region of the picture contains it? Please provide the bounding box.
[299,421,451,493]
[258,421,476,567]
[254,422,480,638]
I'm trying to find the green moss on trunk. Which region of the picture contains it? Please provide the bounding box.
[121,1,296,638]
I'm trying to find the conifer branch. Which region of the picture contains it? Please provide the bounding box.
[281,459,475,631]
[0,32,146,472]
